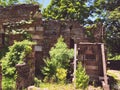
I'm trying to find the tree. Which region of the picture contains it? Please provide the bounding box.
[105,6,120,55]
[43,0,90,24]
[86,0,120,56]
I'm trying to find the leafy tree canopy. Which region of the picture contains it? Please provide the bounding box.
[86,0,120,56]
[43,0,90,24]
[43,0,120,56]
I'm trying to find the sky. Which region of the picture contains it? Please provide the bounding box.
[20,0,51,8]
[38,0,51,8]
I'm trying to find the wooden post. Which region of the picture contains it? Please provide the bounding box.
[73,44,77,89]
[101,44,110,90]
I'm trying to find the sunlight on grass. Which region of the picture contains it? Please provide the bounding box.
[38,83,83,90]
[32,83,102,90]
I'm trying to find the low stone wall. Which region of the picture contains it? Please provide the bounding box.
[16,52,35,89]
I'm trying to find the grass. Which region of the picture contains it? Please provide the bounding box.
[31,83,103,90]
[39,83,78,90]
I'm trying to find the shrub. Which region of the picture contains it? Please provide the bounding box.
[1,40,35,89]
[34,77,41,87]
[107,70,120,90]
[42,36,74,82]
[56,68,67,83]
[76,62,89,89]
[2,76,16,90]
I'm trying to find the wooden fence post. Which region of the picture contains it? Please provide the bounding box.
[73,44,77,89]
[101,44,110,90]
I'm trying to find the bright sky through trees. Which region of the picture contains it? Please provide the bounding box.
[38,0,50,8]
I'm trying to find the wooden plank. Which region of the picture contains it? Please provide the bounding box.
[101,44,108,84]
[86,70,99,76]
[85,65,98,70]
[32,35,43,39]
[79,42,102,45]
[85,61,98,65]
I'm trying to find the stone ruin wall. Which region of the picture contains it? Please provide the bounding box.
[0,4,104,89]
[16,50,35,89]
[0,4,42,89]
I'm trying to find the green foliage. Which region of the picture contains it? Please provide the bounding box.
[108,53,120,60]
[34,77,41,87]
[76,62,89,89]
[105,6,120,55]
[0,0,19,7]
[90,0,120,55]
[2,76,16,90]
[43,0,90,23]
[107,70,120,90]
[42,36,74,82]
[49,36,74,68]
[42,58,57,78]
[56,68,67,83]
[1,40,35,89]
[109,6,120,20]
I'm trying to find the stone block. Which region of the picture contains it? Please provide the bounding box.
[32,35,43,39]
[36,26,43,31]
[28,27,35,31]
[34,45,42,51]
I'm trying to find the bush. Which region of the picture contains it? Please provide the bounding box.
[42,36,74,82]
[107,70,120,90]
[76,62,89,89]
[1,40,35,89]
[34,77,41,87]
[2,76,16,90]
[56,68,67,83]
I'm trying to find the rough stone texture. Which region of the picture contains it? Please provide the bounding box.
[0,4,39,24]
[42,20,85,58]
[16,52,35,89]
[0,4,41,89]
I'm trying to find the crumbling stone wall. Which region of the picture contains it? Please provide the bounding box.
[0,4,105,89]
[0,4,39,24]
[43,20,85,58]
[0,4,41,89]
[16,51,35,89]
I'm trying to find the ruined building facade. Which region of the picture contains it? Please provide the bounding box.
[0,4,105,89]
